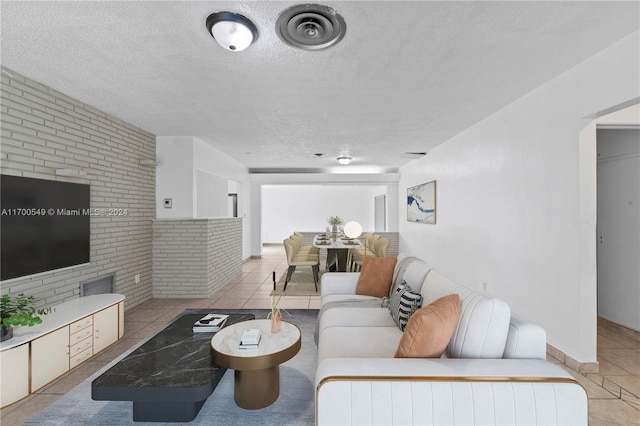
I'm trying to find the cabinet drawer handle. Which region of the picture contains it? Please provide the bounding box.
[95,330,99,339]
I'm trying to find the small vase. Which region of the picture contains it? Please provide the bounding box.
[271,313,281,333]
[1,325,13,342]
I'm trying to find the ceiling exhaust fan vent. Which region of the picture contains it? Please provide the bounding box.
[275,4,346,51]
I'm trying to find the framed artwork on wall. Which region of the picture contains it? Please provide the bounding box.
[407,180,436,224]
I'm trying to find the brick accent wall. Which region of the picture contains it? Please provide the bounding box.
[0,66,155,310]
[152,218,243,298]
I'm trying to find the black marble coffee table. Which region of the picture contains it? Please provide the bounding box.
[92,310,254,422]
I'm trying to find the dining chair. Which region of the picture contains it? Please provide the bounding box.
[351,233,382,271]
[374,237,390,257]
[282,238,319,292]
[291,232,319,255]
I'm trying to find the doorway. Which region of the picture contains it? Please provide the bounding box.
[596,128,640,332]
[228,193,238,218]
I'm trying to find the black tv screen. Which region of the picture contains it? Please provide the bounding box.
[1,175,90,281]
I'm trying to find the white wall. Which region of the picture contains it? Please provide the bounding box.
[261,185,376,243]
[156,136,193,218]
[597,129,640,331]
[192,138,251,259]
[385,184,399,232]
[250,173,400,255]
[398,31,640,363]
[597,103,640,126]
[196,170,228,218]
[193,137,248,184]
[156,136,252,259]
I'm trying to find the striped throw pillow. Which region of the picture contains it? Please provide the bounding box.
[389,280,423,331]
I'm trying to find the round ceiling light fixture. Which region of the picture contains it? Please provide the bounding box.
[275,4,346,51]
[337,156,352,165]
[206,12,258,52]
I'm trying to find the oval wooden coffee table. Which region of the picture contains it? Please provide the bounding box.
[210,319,301,409]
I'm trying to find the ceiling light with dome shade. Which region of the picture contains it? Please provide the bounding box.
[337,156,352,165]
[206,12,258,52]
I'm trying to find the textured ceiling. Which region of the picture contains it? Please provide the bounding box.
[1,1,638,173]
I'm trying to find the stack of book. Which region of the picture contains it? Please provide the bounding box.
[192,314,229,333]
[239,328,261,349]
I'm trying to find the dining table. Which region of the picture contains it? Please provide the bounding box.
[313,234,362,272]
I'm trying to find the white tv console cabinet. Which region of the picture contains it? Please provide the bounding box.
[0,293,125,407]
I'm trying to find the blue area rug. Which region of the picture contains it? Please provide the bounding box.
[25,309,318,426]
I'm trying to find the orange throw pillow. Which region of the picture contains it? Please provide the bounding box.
[394,294,461,358]
[355,256,398,298]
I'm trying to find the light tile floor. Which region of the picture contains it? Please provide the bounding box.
[1,245,638,425]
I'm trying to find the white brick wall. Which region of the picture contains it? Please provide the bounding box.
[152,219,243,298]
[0,67,155,310]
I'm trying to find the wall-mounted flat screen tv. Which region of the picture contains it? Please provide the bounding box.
[1,175,90,281]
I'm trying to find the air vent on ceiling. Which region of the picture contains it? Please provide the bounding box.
[275,4,346,51]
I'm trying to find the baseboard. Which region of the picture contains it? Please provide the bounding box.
[546,344,599,374]
[598,316,640,343]
[546,317,639,374]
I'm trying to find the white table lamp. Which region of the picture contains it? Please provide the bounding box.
[343,221,362,239]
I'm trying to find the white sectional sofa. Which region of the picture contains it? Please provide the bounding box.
[315,254,588,425]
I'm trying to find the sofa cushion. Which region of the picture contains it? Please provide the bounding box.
[421,270,510,358]
[321,294,380,307]
[391,254,432,294]
[503,314,547,360]
[394,294,460,358]
[318,326,402,364]
[356,256,398,298]
[320,307,397,331]
[389,281,423,331]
